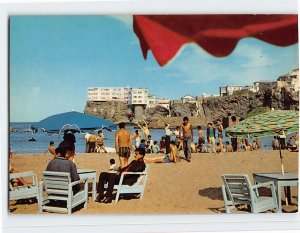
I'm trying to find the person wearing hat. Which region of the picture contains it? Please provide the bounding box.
[96,147,146,204]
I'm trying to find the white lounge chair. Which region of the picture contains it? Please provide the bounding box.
[221,174,278,213]
[107,166,148,203]
[39,171,88,214]
[9,171,41,212]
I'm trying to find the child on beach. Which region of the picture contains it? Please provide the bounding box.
[108,159,120,173]
[152,141,160,153]
[44,141,56,156]
[225,141,233,152]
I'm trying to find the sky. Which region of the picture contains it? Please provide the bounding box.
[10,15,299,122]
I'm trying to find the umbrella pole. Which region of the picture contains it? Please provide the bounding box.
[279,148,285,175]
[279,148,289,206]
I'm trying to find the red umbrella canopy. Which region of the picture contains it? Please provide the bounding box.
[133,15,298,66]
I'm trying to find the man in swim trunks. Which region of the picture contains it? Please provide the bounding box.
[180,116,193,162]
[115,122,132,168]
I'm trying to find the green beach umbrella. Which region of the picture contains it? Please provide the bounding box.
[226,110,299,175]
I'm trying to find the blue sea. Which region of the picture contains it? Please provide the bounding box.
[9,122,279,154]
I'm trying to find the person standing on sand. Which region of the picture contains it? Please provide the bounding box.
[137,120,150,140]
[115,122,132,168]
[96,130,107,153]
[180,116,193,162]
[216,120,224,153]
[164,123,172,155]
[44,141,56,157]
[230,115,238,152]
[197,126,205,153]
[206,122,216,153]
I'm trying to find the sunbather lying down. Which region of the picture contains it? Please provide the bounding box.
[144,141,180,164]
[9,164,28,186]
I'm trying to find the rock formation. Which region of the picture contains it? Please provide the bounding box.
[84,85,298,128]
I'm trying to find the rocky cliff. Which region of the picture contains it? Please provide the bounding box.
[202,86,299,122]
[84,86,298,128]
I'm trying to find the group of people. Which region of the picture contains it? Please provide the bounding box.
[272,131,299,152]
[85,130,107,153]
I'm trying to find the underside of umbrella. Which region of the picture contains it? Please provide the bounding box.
[133,15,298,66]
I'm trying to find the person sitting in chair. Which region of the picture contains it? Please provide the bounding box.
[96,147,146,204]
[46,147,80,193]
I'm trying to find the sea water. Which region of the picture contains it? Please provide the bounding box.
[9,122,278,154]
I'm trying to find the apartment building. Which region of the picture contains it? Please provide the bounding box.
[87,87,131,103]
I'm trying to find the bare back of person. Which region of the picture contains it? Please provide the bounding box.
[181,122,192,138]
[115,129,131,147]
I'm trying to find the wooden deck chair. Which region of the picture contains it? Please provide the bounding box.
[221,174,278,213]
[9,171,41,212]
[39,171,88,214]
[112,166,148,203]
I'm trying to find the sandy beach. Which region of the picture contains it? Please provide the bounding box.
[9,150,298,214]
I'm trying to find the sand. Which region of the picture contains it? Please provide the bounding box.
[9,150,298,214]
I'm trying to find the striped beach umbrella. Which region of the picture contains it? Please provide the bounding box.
[226,110,299,175]
[226,110,299,139]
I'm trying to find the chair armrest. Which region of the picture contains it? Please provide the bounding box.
[252,181,275,190]
[69,178,88,187]
[122,172,146,175]
[10,171,35,179]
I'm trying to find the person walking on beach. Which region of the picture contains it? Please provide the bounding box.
[206,122,216,153]
[115,122,132,168]
[180,116,193,162]
[216,120,224,153]
[44,141,56,156]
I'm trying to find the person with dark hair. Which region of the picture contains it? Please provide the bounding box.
[96,148,146,203]
[164,123,172,155]
[159,136,166,153]
[206,122,216,153]
[115,122,132,168]
[46,147,80,193]
[152,141,160,153]
[44,141,56,156]
[132,129,141,149]
[109,158,119,172]
[197,126,205,153]
[145,141,180,164]
[139,139,146,150]
[58,131,76,162]
[180,116,193,162]
[96,130,107,153]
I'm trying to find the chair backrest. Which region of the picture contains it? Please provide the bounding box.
[135,166,148,185]
[43,171,71,195]
[221,174,253,205]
